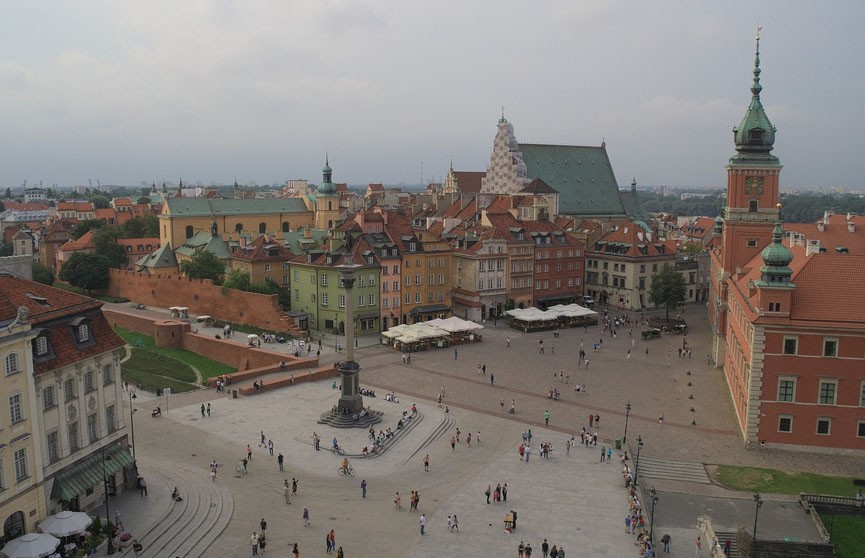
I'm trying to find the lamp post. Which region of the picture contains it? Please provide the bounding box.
[649,486,659,542]
[752,492,763,540]
[623,401,631,444]
[102,450,116,555]
[634,435,644,487]
[128,391,138,458]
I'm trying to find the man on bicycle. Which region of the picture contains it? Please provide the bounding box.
[332,437,339,450]
[341,457,350,472]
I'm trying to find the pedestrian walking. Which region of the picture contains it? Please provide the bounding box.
[260,431,266,446]
[424,454,429,471]
[114,510,123,530]
[207,402,211,416]
[292,542,300,558]
[506,337,511,347]
[454,348,458,360]
[250,532,259,555]
[394,492,402,508]
[201,403,205,417]
[292,477,298,494]
[519,541,525,558]
[477,431,481,444]
[695,536,702,558]
[542,539,549,558]
[361,479,367,498]
[490,373,495,385]
[502,483,507,501]
[303,506,310,526]
[485,485,491,504]
[451,436,456,451]
[278,453,284,471]
[268,440,274,456]
[544,409,550,426]
[137,476,148,496]
[419,513,426,535]
[327,530,335,554]
[661,533,671,553]
[284,480,291,504]
[247,444,253,461]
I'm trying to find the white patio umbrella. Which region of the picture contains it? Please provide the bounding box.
[38,510,92,538]
[0,532,60,558]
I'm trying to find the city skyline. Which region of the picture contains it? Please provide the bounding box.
[2,1,864,190]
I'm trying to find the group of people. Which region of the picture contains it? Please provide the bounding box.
[484,482,509,504]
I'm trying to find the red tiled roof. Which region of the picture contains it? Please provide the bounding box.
[588,223,675,257]
[367,183,384,192]
[57,201,94,212]
[783,214,865,255]
[59,230,96,252]
[453,171,485,193]
[2,201,50,211]
[484,195,514,214]
[232,234,295,262]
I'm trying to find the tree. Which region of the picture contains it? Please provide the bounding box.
[59,253,110,293]
[222,269,252,292]
[32,262,55,285]
[93,228,129,269]
[179,250,225,284]
[72,219,106,240]
[0,243,12,257]
[0,200,4,212]
[89,194,110,209]
[649,264,686,320]
[137,196,152,205]
[121,215,159,238]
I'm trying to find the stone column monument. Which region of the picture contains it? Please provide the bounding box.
[335,261,363,415]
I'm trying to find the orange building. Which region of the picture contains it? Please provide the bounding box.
[710,35,865,453]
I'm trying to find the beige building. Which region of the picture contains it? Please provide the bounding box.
[0,305,47,546]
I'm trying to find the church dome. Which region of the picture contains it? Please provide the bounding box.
[731,33,778,164]
[761,222,793,268]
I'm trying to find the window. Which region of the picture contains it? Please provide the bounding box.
[64,378,76,402]
[294,289,299,301]
[410,243,416,252]
[405,293,411,305]
[778,415,793,433]
[368,294,375,305]
[283,276,289,284]
[429,259,435,269]
[368,275,376,286]
[264,263,271,272]
[294,270,299,282]
[392,265,399,274]
[748,200,758,212]
[9,394,23,424]
[87,413,98,444]
[84,370,95,392]
[339,295,345,308]
[283,262,290,270]
[860,382,865,407]
[746,239,758,248]
[438,291,444,301]
[818,380,837,405]
[103,364,113,385]
[5,353,19,375]
[777,378,795,402]
[823,338,838,357]
[393,281,399,291]
[358,295,365,307]
[415,292,421,303]
[106,405,116,433]
[310,294,316,304]
[782,337,797,355]
[358,276,365,287]
[428,291,434,302]
[13,448,27,483]
[47,431,59,463]
[438,258,444,267]
[35,337,49,356]
[321,293,328,306]
[405,259,410,268]
[438,274,444,284]
[78,324,90,342]
[382,298,388,308]
[415,275,421,286]
[858,421,865,438]
[321,274,328,286]
[68,422,79,452]
[405,276,411,287]
[816,418,831,435]
[43,386,55,410]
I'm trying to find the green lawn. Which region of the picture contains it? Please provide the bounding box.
[121,349,199,393]
[714,465,861,497]
[115,327,236,379]
[819,514,865,558]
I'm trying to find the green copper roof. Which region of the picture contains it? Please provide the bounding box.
[165,197,309,217]
[137,242,177,269]
[318,155,337,195]
[759,221,794,284]
[731,34,779,165]
[519,143,627,217]
[175,231,231,260]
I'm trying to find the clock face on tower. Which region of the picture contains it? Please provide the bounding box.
[745,176,764,195]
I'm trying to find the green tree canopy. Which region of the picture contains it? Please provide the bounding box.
[179,250,225,284]
[32,261,55,285]
[72,219,106,240]
[89,194,110,209]
[137,196,152,205]
[93,227,129,269]
[222,269,252,291]
[120,215,159,238]
[649,264,686,320]
[59,253,110,292]
[0,243,12,257]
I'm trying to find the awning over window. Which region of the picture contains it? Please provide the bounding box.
[50,443,134,501]
[408,304,450,316]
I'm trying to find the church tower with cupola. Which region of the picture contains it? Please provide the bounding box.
[315,155,341,230]
[719,30,782,276]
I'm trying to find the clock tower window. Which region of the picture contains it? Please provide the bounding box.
[749,200,758,212]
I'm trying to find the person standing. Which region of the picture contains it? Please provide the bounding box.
[268,440,274,456]
[454,348,458,360]
[201,403,205,417]
[302,506,310,527]
[544,410,550,426]
[525,543,533,558]
[695,536,702,558]
[138,476,148,496]
[518,542,525,558]
[423,454,429,472]
[502,483,508,502]
[542,539,549,558]
[292,542,300,558]
[360,479,367,498]
[277,453,284,471]
[247,444,253,461]
[419,513,426,535]
[661,533,671,553]
[485,485,491,504]
[327,530,335,554]
[250,532,259,555]
[292,477,298,495]
[283,480,291,504]
[207,402,211,416]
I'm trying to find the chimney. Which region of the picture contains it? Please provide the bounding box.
[239,235,247,248]
[848,222,856,233]
[304,227,312,239]
[817,222,824,232]
[823,211,832,225]
[806,239,822,256]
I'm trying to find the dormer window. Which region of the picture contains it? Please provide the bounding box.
[78,324,90,342]
[35,336,49,356]
[70,317,95,347]
[516,233,524,241]
[410,243,417,252]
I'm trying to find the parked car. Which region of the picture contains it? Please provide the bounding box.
[582,296,595,308]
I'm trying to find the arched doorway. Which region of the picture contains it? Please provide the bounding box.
[3,511,26,544]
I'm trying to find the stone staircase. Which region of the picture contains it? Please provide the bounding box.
[713,531,740,557]
[317,408,384,428]
[634,456,710,484]
[278,312,306,337]
[117,461,233,558]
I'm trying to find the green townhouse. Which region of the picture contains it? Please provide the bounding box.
[289,238,381,334]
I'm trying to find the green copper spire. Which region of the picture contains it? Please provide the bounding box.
[759,215,794,285]
[731,28,778,165]
[499,106,507,124]
[318,154,336,195]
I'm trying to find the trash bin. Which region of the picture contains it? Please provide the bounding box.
[615,438,622,450]
[156,388,163,397]
[232,390,238,399]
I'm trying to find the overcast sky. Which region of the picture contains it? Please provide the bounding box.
[2,1,863,190]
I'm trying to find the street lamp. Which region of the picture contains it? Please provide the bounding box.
[649,487,659,542]
[623,401,631,444]
[128,391,138,458]
[102,450,116,555]
[634,435,645,487]
[752,492,763,540]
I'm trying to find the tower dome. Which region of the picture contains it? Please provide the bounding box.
[318,154,336,195]
[731,30,778,165]
[759,221,794,284]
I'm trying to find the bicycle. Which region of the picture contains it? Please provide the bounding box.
[338,465,355,476]
[331,445,345,456]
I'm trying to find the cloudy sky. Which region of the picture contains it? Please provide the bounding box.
[1,1,863,190]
